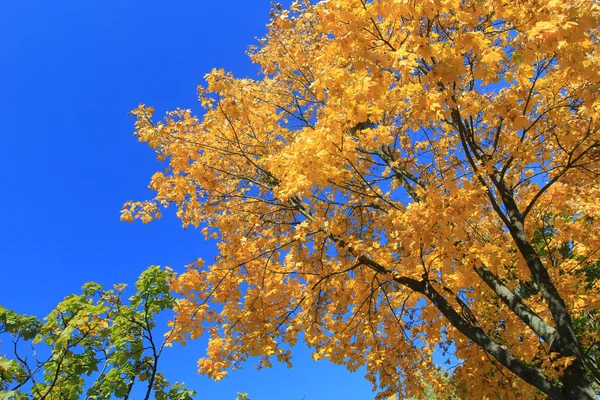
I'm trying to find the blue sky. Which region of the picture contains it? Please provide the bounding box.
[0,1,376,399]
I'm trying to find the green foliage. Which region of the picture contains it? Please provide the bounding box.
[0,266,195,400]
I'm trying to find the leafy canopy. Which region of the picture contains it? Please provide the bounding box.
[0,266,195,400]
[123,0,600,398]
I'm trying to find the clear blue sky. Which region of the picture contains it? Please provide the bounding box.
[0,1,376,398]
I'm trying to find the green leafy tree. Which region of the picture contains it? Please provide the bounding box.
[0,266,195,400]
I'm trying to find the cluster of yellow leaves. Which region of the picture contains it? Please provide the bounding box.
[124,0,600,398]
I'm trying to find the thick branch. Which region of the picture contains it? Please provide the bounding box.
[474,265,556,344]
[410,278,565,399]
[321,248,566,399]
[451,106,596,398]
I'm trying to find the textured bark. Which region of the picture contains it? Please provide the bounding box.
[474,265,556,344]
[452,108,597,399]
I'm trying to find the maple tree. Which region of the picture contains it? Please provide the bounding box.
[0,266,194,400]
[122,0,600,398]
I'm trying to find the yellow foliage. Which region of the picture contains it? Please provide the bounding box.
[124,0,600,399]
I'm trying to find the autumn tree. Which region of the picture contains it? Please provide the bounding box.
[0,266,194,400]
[122,0,600,398]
